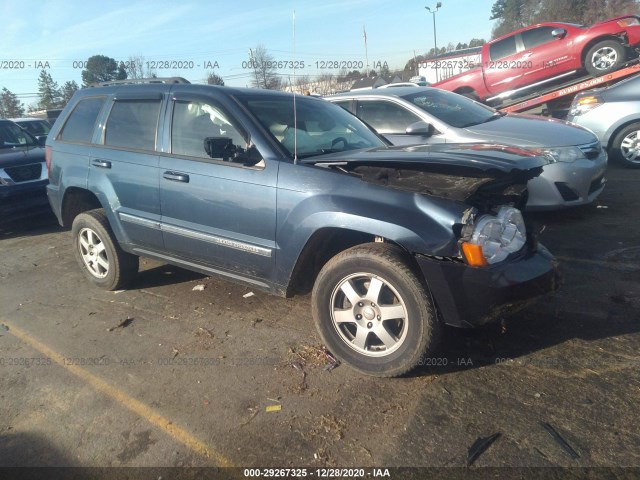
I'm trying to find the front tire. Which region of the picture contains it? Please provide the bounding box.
[71,209,139,290]
[312,243,441,377]
[611,123,640,168]
[584,40,625,76]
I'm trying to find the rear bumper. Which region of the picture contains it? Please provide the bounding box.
[416,244,560,328]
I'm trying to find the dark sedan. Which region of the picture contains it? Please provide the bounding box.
[0,120,49,222]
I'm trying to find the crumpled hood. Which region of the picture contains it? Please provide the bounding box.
[305,143,550,209]
[0,146,46,169]
[464,113,597,147]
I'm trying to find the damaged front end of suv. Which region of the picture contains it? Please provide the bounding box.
[303,142,560,331]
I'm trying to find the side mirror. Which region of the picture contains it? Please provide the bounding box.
[406,121,434,137]
[204,137,240,161]
[551,28,566,39]
[36,135,47,146]
[204,137,262,166]
[234,144,263,167]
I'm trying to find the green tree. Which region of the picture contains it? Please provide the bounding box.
[206,71,225,86]
[81,55,124,86]
[116,63,127,80]
[379,63,391,80]
[469,38,486,47]
[61,80,79,105]
[37,70,61,110]
[491,0,640,38]
[0,88,25,118]
[490,0,533,38]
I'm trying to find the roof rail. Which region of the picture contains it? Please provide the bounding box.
[90,77,191,87]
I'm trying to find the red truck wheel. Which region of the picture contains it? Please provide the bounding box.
[584,40,625,76]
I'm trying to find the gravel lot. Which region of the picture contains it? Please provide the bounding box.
[0,163,639,477]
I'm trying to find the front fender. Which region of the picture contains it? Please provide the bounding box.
[273,161,464,287]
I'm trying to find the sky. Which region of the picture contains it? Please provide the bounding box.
[1,0,497,107]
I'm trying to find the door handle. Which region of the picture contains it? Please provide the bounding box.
[163,171,190,183]
[91,159,111,168]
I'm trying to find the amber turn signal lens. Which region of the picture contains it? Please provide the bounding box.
[462,242,488,267]
[577,96,600,106]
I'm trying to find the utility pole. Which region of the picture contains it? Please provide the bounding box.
[425,2,442,82]
[363,25,369,77]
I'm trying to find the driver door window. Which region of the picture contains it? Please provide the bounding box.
[171,100,247,160]
[355,100,422,134]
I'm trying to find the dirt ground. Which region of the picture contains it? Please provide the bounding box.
[0,162,639,478]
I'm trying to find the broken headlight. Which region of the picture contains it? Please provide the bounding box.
[464,207,526,265]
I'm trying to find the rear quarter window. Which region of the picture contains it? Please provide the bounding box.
[57,97,106,143]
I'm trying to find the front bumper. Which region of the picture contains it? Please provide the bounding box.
[0,182,50,222]
[416,244,560,328]
[526,152,607,210]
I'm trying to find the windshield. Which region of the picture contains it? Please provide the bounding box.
[402,89,498,128]
[17,120,51,136]
[235,94,386,159]
[0,122,38,149]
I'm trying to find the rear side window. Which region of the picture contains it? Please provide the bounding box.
[489,36,517,60]
[104,100,161,151]
[58,97,106,143]
[332,100,352,112]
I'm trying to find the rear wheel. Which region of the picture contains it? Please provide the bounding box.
[611,123,640,168]
[312,243,441,377]
[584,40,625,76]
[71,209,139,290]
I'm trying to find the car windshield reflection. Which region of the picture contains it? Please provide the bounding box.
[402,89,497,128]
[235,94,386,159]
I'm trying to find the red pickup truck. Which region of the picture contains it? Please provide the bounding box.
[433,15,640,103]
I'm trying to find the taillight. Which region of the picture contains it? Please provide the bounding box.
[45,146,52,177]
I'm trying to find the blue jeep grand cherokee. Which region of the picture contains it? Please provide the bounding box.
[46,79,559,376]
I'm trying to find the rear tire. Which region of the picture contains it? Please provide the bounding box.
[584,40,625,76]
[611,122,640,168]
[71,209,139,290]
[311,243,441,377]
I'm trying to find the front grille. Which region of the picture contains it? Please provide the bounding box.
[4,163,42,182]
[578,141,602,160]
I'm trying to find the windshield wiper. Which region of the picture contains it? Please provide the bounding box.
[482,111,506,123]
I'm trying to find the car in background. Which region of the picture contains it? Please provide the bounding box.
[409,76,429,86]
[378,82,421,89]
[566,73,640,168]
[10,117,52,142]
[0,120,49,222]
[327,86,607,210]
[433,15,640,103]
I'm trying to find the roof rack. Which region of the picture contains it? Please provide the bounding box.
[90,77,191,87]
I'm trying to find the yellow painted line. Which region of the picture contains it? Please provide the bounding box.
[4,320,234,468]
